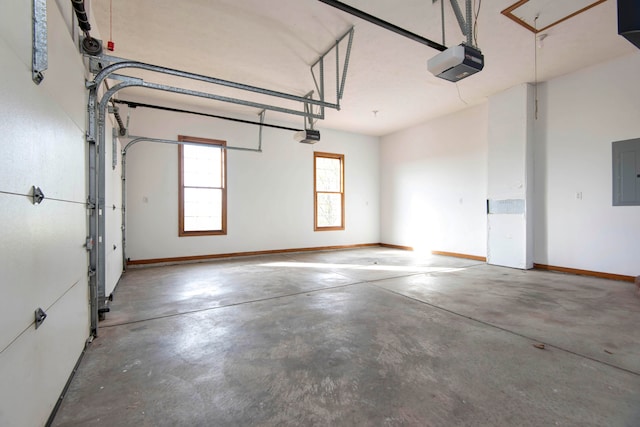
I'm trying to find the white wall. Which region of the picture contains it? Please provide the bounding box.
[124,106,380,261]
[0,2,90,426]
[534,52,640,276]
[486,84,535,269]
[380,52,640,277]
[380,104,488,256]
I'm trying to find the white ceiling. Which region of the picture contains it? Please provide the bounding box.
[90,0,635,136]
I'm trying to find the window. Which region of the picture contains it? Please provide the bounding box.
[178,135,227,236]
[314,151,344,231]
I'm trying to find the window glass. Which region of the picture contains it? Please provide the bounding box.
[178,136,227,236]
[314,152,344,231]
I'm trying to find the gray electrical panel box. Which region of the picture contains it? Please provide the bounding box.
[612,138,640,206]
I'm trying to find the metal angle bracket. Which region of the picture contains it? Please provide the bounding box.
[310,27,355,110]
[88,53,130,74]
[32,0,48,84]
[88,54,143,84]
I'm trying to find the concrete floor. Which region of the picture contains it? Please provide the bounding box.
[52,248,640,426]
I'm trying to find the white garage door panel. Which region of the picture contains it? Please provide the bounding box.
[0,37,86,203]
[0,280,88,427]
[0,193,87,352]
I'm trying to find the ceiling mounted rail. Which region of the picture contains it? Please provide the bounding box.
[318,0,447,51]
[87,56,343,119]
[102,78,326,120]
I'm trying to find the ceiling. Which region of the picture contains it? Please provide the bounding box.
[90,0,635,136]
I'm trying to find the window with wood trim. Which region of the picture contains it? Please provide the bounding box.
[178,135,227,236]
[314,151,345,231]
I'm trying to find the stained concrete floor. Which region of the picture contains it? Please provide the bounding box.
[52,248,640,426]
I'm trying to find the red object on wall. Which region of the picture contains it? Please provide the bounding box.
[107,40,115,51]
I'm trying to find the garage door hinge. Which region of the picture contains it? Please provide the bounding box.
[87,199,96,210]
[88,268,96,277]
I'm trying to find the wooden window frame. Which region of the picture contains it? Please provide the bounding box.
[314,151,345,231]
[178,135,227,237]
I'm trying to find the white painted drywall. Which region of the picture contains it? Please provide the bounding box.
[486,84,534,269]
[123,106,380,261]
[0,2,91,426]
[380,104,488,256]
[380,52,640,277]
[534,52,640,277]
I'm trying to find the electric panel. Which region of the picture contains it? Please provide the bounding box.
[612,138,640,206]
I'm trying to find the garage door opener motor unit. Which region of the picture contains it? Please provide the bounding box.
[427,44,484,82]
